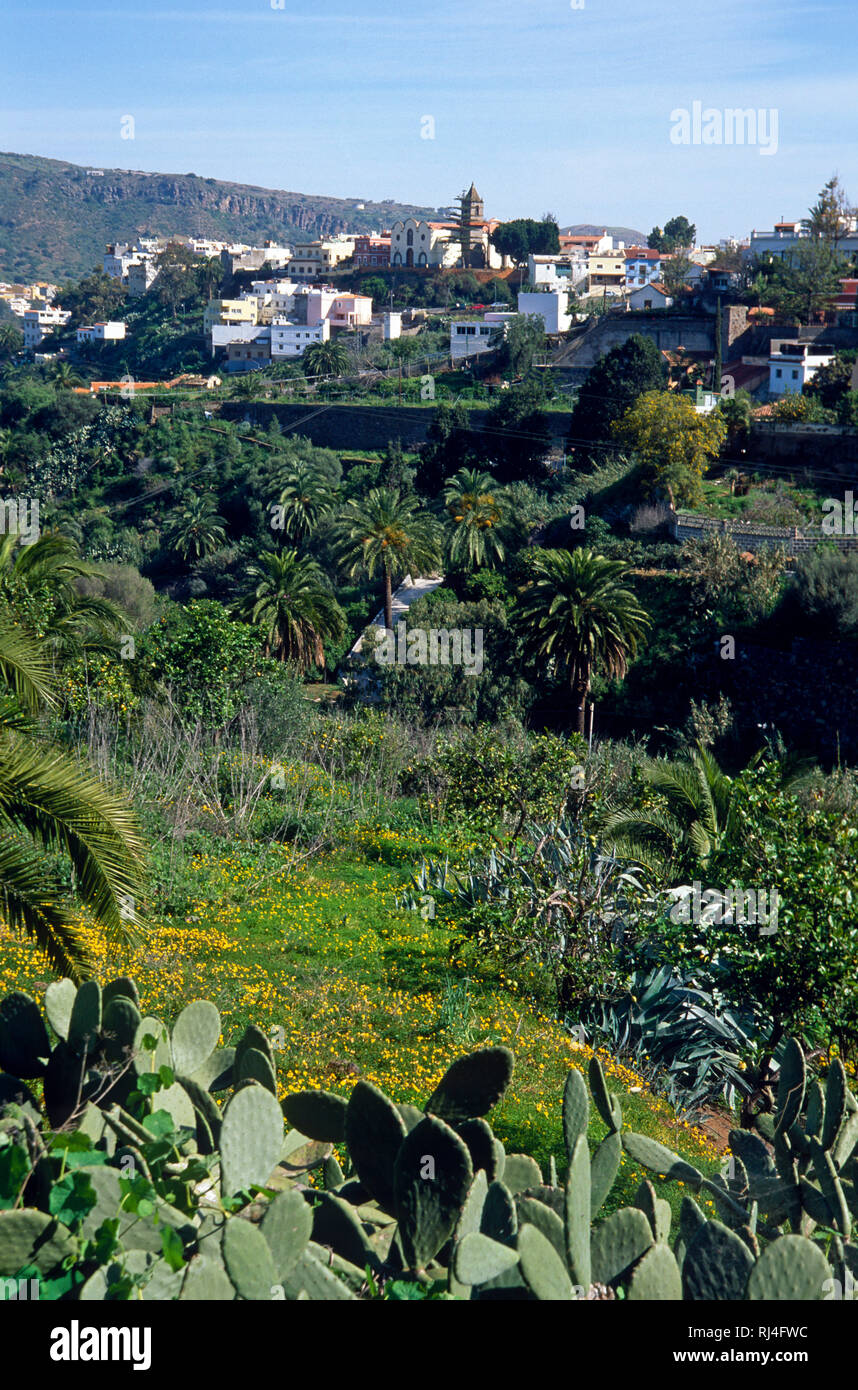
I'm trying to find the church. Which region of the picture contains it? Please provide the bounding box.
[388,183,508,270]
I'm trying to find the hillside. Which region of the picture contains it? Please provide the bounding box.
[0,151,442,283]
[562,223,649,246]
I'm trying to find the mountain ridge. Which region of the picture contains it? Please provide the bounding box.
[0,151,443,283]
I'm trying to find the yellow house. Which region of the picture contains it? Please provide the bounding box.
[203,298,258,331]
[587,252,625,289]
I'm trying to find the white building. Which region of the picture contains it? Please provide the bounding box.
[516,289,571,335]
[383,312,402,340]
[768,339,834,396]
[390,218,460,269]
[287,237,353,279]
[22,307,70,348]
[450,312,516,361]
[127,260,159,297]
[210,322,269,357]
[270,318,330,358]
[76,321,126,343]
[749,219,858,262]
[527,252,588,291]
[627,282,673,311]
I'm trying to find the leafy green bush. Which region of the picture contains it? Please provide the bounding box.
[408,725,587,833]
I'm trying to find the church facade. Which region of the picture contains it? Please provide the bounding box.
[389,183,507,270]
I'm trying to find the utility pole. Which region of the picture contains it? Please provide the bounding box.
[398,359,402,404]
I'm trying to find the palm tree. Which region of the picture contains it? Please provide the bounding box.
[0,613,146,979]
[601,738,814,879]
[0,531,126,667]
[601,743,736,878]
[163,494,227,563]
[48,362,84,389]
[237,548,345,669]
[302,340,350,380]
[331,488,442,631]
[275,462,334,544]
[443,467,506,571]
[0,323,23,359]
[515,548,651,735]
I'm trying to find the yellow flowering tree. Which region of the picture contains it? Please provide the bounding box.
[613,390,727,507]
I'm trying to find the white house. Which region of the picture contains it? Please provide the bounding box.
[527,252,587,291]
[210,322,269,357]
[627,282,673,311]
[76,321,126,343]
[383,312,402,340]
[768,339,834,396]
[517,289,571,335]
[450,312,516,361]
[22,307,70,348]
[270,318,330,358]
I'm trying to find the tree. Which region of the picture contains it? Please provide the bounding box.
[649,216,696,254]
[331,488,442,631]
[482,379,551,484]
[48,362,84,389]
[567,334,667,461]
[663,216,696,250]
[0,322,23,359]
[0,531,126,667]
[514,548,650,733]
[137,600,262,726]
[496,314,546,377]
[804,350,856,410]
[196,255,223,299]
[717,389,754,449]
[602,742,740,878]
[803,175,854,249]
[0,612,145,978]
[155,243,203,320]
[613,390,727,507]
[302,340,350,379]
[490,217,560,266]
[57,270,127,330]
[274,462,334,543]
[762,241,846,324]
[443,468,506,571]
[163,494,227,562]
[237,548,344,669]
[661,251,694,298]
[684,763,858,1068]
[416,400,480,495]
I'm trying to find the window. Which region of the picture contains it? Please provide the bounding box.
[775,368,782,378]
[792,369,799,379]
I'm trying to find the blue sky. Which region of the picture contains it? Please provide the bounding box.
[1,0,856,242]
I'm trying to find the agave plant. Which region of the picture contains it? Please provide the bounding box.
[576,963,760,1114]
